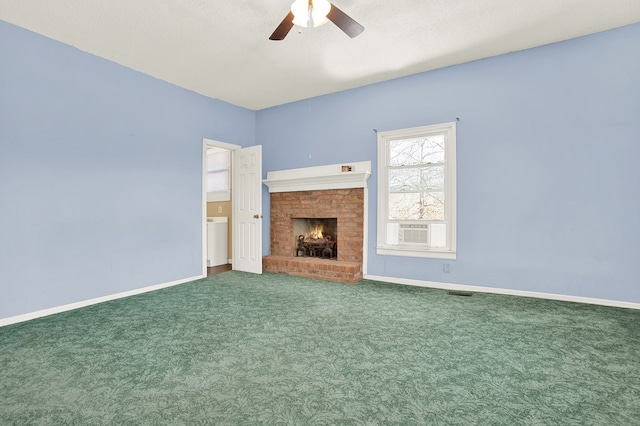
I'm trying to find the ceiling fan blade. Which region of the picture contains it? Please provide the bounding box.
[269,11,295,40]
[327,3,364,38]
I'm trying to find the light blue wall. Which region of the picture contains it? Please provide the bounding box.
[257,23,640,303]
[0,21,255,320]
[2,19,638,320]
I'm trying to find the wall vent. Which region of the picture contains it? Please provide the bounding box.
[447,291,473,297]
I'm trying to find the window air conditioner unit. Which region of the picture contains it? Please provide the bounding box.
[398,224,429,245]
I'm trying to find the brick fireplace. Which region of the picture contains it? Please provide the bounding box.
[262,162,371,284]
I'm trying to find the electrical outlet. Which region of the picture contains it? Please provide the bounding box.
[218,206,223,213]
[443,263,451,274]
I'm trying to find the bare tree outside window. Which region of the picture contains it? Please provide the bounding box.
[388,136,445,221]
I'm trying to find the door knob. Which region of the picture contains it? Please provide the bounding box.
[253,214,262,219]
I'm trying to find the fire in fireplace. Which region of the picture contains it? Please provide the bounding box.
[292,218,338,259]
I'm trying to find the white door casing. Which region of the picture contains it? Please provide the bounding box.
[232,145,263,274]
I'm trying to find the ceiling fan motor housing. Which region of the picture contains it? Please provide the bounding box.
[291,0,331,28]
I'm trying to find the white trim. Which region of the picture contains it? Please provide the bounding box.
[204,138,242,151]
[263,161,371,193]
[376,247,457,259]
[202,141,208,277]
[364,274,640,310]
[0,274,205,327]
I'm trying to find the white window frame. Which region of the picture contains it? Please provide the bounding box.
[377,122,457,259]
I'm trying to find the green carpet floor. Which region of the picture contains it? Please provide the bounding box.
[1,272,639,425]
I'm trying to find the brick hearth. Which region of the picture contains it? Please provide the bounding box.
[263,188,364,283]
[263,256,363,284]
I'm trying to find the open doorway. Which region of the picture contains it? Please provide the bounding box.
[201,139,263,277]
[202,139,240,277]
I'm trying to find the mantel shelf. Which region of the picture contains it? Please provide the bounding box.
[263,161,371,193]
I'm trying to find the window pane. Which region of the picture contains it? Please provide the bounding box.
[389,135,445,166]
[207,148,230,193]
[389,192,444,220]
[207,150,230,172]
[389,165,444,191]
[207,170,229,192]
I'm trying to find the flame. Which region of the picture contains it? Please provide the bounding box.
[306,224,323,240]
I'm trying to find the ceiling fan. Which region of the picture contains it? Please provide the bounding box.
[269,0,364,41]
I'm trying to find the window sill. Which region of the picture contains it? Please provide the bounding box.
[207,191,230,202]
[376,246,456,260]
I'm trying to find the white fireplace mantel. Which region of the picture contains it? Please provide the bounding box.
[263,161,371,193]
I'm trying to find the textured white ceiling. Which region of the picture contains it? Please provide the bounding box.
[1,0,639,110]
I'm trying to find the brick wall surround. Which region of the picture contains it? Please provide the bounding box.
[263,188,364,283]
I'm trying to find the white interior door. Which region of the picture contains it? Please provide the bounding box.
[232,145,262,274]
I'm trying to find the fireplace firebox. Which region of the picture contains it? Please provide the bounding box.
[293,218,338,259]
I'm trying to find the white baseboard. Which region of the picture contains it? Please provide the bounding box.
[5,273,637,328]
[0,274,206,328]
[364,274,640,310]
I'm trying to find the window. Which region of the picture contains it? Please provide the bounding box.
[206,148,231,202]
[377,122,456,259]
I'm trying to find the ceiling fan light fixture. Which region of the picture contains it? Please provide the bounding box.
[291,0,331,28]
